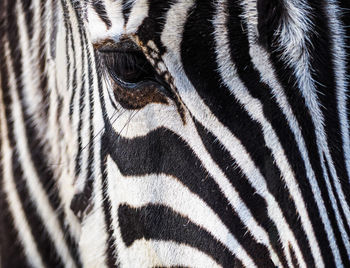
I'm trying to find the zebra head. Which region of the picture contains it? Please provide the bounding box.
[1,0,350,267]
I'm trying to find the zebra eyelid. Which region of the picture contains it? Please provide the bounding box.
[94,36,140,53]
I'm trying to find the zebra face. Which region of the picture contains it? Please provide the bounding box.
[71,1,350,267]
[3,0,349,267]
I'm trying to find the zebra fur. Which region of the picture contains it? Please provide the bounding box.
[1,0,350,267]
[0,0,103,267]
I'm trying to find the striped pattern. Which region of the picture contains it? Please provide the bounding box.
[1,0,350,267]
[0,0,104,267]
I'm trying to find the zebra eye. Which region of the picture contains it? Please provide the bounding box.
[98,40,171,109]
[101,50,155,85]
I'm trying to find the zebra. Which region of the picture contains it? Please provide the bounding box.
[1,0,350,267]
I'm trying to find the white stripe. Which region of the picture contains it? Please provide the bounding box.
[127,240,222,268]
[125,0,149,34]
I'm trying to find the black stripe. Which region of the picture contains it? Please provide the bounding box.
[95,52,108,121]
[136,0,174,54]
[50,0,58,59]
[61,0,75,121]
[71,0,88,180]
[105,124,275,267]
[62,0,78,123]
[289,244,300,268]
[0,185,30,268]
[70,50,109,218]
[101,135,119,268]
[20,0,34,40]
[118,204,238,268]
[122,0,132,26]
[92,0,112,29]
[38,0,50,118]
[84,22,96,192]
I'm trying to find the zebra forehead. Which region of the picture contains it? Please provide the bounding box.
[85,0,149,43]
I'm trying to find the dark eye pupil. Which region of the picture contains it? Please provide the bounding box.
[122,70,142,82]
[101,50,155,84]
[117,63,148,83]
